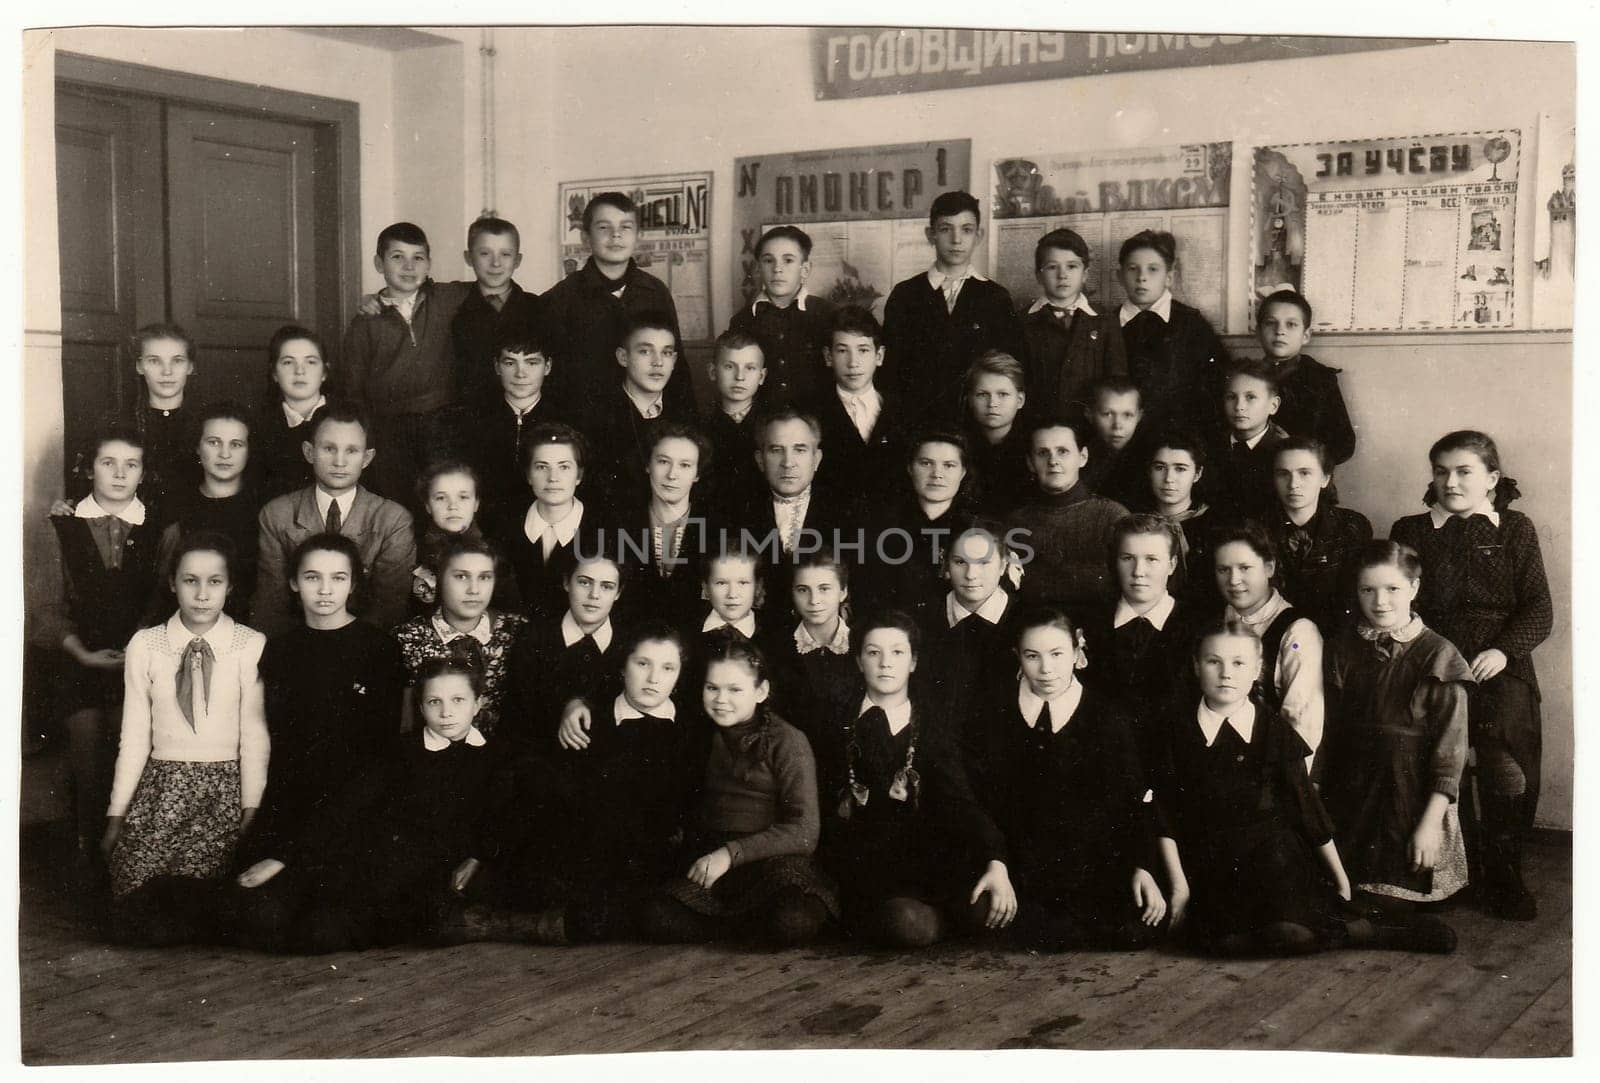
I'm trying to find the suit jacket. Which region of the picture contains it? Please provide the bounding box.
[813,384,908,519]
[726,293,838,410]
[1021,302,1128,418]
[734,486,855,602]
[252,485,417,636]
[882,273,1025,426]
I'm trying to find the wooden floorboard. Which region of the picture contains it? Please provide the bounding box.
[18,838,1573,1062]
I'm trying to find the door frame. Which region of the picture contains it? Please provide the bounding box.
[55,49,363,352]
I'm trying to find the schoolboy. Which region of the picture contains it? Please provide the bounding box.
[1256,289,1356,465]
[343,222,473,506]
[462,323,563,533]
[583,310,697,507]
[813,305,906,516]
[541,192,693,416]
[1021,228,1128,418]
[1208,359,1290,520]
[882,191,1026,425]
[1081,377,1156,510]
[961,351,1033,518]
[252,402,417,636]
[700,329,769,517]
[1004,413,1129,618]
[1146,430,1217,607]
[727,225,837,409]
[451,216,550,408]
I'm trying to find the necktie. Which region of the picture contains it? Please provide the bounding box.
[325,498,342,535]
[1231,441,1252,462]
[486,292,505,312]
[445,635,486,675]
[775,495,803,553]
[843,393,871,441]
[941,276,961,314]
[175,637,215,732]
[858,705,889,733]
[1284,526,1313,561]
[1036,701,1053,733]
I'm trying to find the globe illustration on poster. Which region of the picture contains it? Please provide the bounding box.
[1484,136,1512,181]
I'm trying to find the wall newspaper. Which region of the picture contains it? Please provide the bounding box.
[559,171,714,342]
[991,142,1231,329]
[1251,131,1521,331]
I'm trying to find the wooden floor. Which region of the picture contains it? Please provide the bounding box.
[16,826,1571,1063]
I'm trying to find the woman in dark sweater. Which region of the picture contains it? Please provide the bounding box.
[1114,230,1229,433]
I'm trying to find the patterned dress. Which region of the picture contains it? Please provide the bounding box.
[392,610,527,737]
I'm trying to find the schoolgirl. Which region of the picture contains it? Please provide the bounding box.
[763,550,856,743]
[127,322,201,523]
[1146,430,1217,607]
[409,459,521,617]
[1268,436,1373,635]
[960,351,1034,518]
[254,325,330,501]
[155,402,259,619]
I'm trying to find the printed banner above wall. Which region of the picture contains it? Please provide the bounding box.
[991,142,1231,330]
[812,28,1433,100]
[560,171,714,342]
[733,139,971,317]
[1251,131,1521,331]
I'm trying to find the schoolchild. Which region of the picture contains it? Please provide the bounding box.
[251,402,417,636]
[1146,431,1217,607]
[451,215,550,408]
[1151,619,1455,955]
[961,351,1034,518]
[1115,230,1228,430]
[541,192,693,415]
[1212,523,1325,759]
[727,225,837,409]
[1021,227,1128,418]
[51,425,161,861]
[1256,289,1356,465]
[638,630,837,946]
[812,611,1017,948]
[1208,359,1290,521]
[700,329,768,516]
[813,304,906,515]
[1390,431,1552,920]
[882,191,1026,424]
[584,309,697,507]
[692,550,770,665]
[763,550,856,744]
[126,322,201,522]
[408,460,521,618]
[154,403,259,621]
[392,535,527,738]
[615,423,724,623]
[1269,437,1372,635]
[498,421,595,622]
[1004,412,1129,617]
[974,606,1167,952]
[342,222,473,506]
[459,324,563,534]
[736,406,851,598]
[102,532,268,903]
[1322,541,1473,908]
[254,325,329,501]
[1082,377,1157,510]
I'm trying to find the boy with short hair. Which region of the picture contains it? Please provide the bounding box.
[1022,228,1127,418]
[1082,378,1155,510]
[541,192,693,415]
[727,225,837,409]
[252,402,417,635]
[583,310,697,508]
[961,351,1033,518]
[813,305,906,516]
[343,222,473,507]
[1256,289,1356,465]
[883,191,1025,425]
[464,323,563,533]
[701,329,768,517]
[451,215,550,409]
[1209,359,1290,520]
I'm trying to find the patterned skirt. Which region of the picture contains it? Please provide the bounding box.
[110,759,242,898]
[1359,802,1469,903]
[663,854,840,920]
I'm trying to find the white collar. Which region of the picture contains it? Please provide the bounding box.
[1358,614,1426,643]
[947,588,1010,628]
[772,486,813,508]
[928,265,987,289]
[1119,290,1174,326]
[1027,294,1096,317]
[614,692,676,723]
[561,611,613,652]
[1114,593,1176,631]
[703,611,758,638]
[504,392,542,417]
[836,384,881,407]
[1229,590,1290,632]
[422,725,487,751]
[623,382,665,419]
[752,287,809,314]
[165,611,235,655]
[282,395,326,427]
[1197,698,1256,746]
[1233,428,1270,451]
[1430,502,1501,529]
[723,402,754,424]
[1017,676,1083,733]
[525,499,584,549]
[76,494,147,526]
[315,486,357,522]
[858,694,913,737]
[795,618,850,656]
[431,612,493,647]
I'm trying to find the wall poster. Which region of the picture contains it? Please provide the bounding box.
[559,171,714,342]
[1531,112,1575,330]
[990,142,1231,329]
[732,140,972,320]
[1251,131,1522,331]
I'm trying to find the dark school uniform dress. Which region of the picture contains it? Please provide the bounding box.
[251,400,323,503]
[1166,504,1221,610]
[964,422,1034,519]
[852,496,977,631]
[1021,298,1128,419]
[813,384,908,521]
[726,291,837,410]
[500,614,620,756]
[699,406,764,520]
[1389,508,1553,809]
[611,496,729,631]
[1268,353,1356,466]
[1323,621,1473,901]
[458,392,562,536]
[540,257,695,417]
[813,687,1006,912]
[883,270,1026,425]
[1005,482,1129,620]
[133,402,200,529]
[392,611,528,738]
[1206,423,1290,523]
[155,488,261,622]
[1270,502,1373,636]
[1118,298,1229,432]
[975,682,1160,948]
[1080,595,1203,760]
[1152,699,1349,950]
[51,509,160,711]
[920,591,1024,766]
[450,280,550,408]
[764,621,856,745]
[497,501,602,624]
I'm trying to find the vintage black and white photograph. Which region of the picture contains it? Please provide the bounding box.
[7,5,1582,1070]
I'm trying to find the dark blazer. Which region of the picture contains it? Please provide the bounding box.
[450,280,550,407]
[1118,299,1229,431]
[456,391,565,536]
[964,422,1034,519]
[250,402,320,503]
[812,384,908,519]
[1021,301,1128,418]
[1204,423,1290,523]
[734,486,854,602]
[1269,353,1357,466]
[699,407,764,521]
[252,485,417,636]
[581,381,698,510]
[726,293,838,410]
[883,273,1026,426]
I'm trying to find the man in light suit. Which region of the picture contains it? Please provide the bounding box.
[251,402,416,635]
